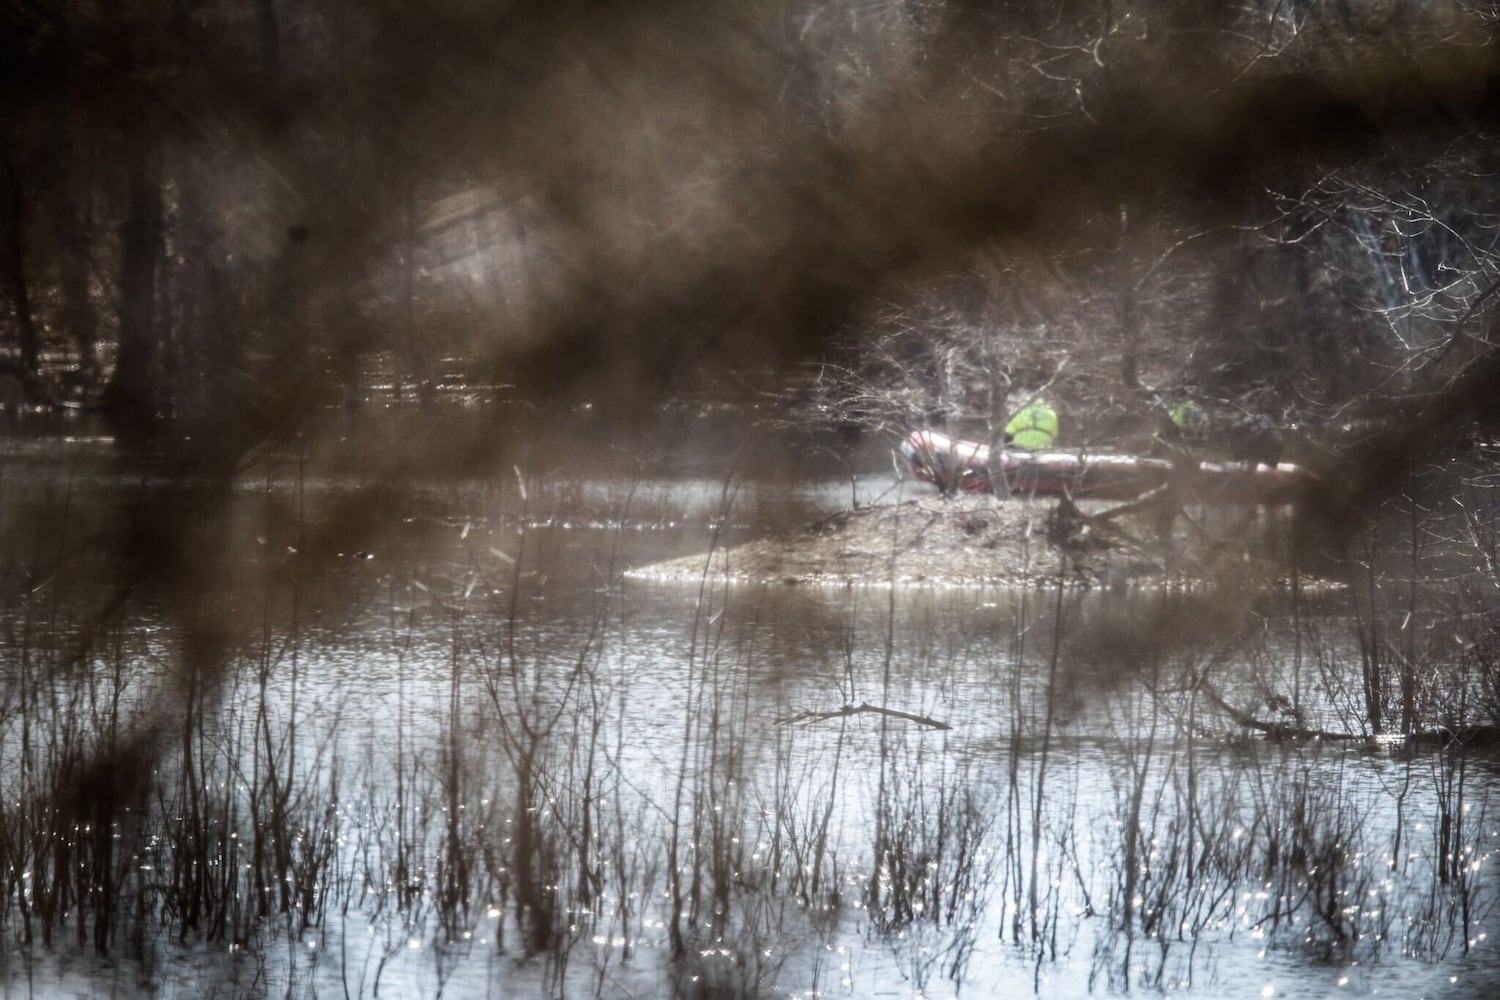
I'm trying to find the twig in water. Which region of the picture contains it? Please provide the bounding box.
[777,702,952,730]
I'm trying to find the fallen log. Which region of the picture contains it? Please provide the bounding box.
[1197,682,1500,749]
[1196,682,1363,742]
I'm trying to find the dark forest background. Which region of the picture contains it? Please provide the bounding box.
[6,2,1500,467]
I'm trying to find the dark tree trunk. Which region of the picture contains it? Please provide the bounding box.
[987,373,1011,496]
[104,145,164,446]
[0,133,40,382]
[49,170,99,387]
[1116,206,1142,393]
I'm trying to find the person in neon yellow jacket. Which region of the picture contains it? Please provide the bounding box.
[1003,399,1058,451]
[1159,399,1208,454]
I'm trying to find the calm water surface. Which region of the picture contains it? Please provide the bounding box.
[2,419,1499,999]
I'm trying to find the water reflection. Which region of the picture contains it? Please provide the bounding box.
[1,422,1499,998]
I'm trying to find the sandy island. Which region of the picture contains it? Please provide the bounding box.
[626,495,1312,590]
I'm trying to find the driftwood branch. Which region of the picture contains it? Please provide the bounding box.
[1091,483,1172,522]
[777,702,952,730]
[1196,682,1363,742]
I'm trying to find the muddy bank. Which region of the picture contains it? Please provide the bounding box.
[627,496,1311,589]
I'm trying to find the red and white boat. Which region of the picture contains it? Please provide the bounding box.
[899,429,1312,505]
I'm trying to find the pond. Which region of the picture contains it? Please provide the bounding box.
[1,411,1499,999]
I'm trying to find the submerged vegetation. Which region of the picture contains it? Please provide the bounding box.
[1,428,1500,997]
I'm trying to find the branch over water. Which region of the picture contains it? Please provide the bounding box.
[777,702,952,730]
